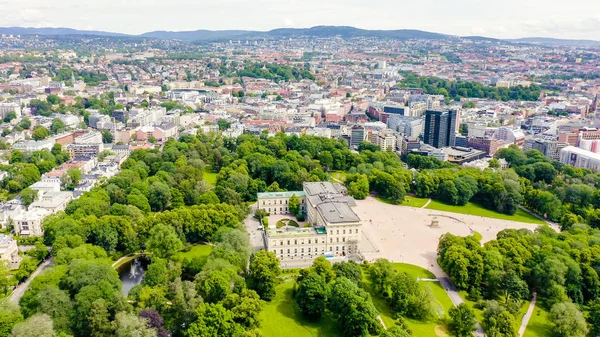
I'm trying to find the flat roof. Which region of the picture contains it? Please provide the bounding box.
[303,182,341,196]
[561,146,600,160]
[316,202,360,224]
[257,191,306,199]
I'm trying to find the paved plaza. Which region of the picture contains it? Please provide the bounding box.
[356,197,541,276]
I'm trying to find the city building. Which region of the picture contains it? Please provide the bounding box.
[350,126,365,149]
[493,127,526,146]
[257,191,306,215]
[264,182,361,262]
[468,137,504,156]
[423,110,457,148]
[13,208,50,237]
[560,146,600,172]
[0,234,20,266]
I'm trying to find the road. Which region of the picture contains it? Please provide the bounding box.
[518,292,537,337]
[9,257,53,305]
[438,277,485,337]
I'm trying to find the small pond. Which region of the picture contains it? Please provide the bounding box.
[116,256,149,296]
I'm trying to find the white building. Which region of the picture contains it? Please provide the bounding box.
[262,182,361,262]
[560,146,600,172]
[0,234,20,266]
[13,208,50,237]
[13,139,55,152]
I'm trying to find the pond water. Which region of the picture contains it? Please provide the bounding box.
[117,257,148,296]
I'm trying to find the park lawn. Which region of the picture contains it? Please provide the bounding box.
[363,263,453,337]
[375,195,429,208]
[172,244,213,265]
[426,200,546,225]
[203,167,218,186]
[331,171,348,183]
[402,196,430,208]
[523,301,552,337]
[259,280,340,337]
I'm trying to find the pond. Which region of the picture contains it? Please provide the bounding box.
[116,256,149,296]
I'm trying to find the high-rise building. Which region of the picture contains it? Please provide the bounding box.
[423,110,457,148]
[350,126,365,149]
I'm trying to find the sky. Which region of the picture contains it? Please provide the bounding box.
[1,0,600,40]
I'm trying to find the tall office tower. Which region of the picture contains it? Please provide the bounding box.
[423,110,457,148]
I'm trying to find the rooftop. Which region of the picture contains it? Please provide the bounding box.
[316,202,360,224]
[257,191,306,199]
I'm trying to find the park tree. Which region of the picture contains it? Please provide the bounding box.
[11,314,56,337]
[448,304,476,337]
[0,265,14,295]
[588,298,600,335]
[139,309,169,337]
[88,299,113,337]
[100,129,113,144]
[112,311,157,337]
[247,250,281,301]
[345,174,369,200]
[289,194,300,215]
[483,301,516,337]
[550,302,588,337]
[379,326,411,337]
[0,303,23,336]
[312,256,336,283]
[20,187,38,210]
[146,224,183,258]
[296,271,328,319]
[185,302,243,337]
[329,277,382,337]
[369,258,394,294]
[333,261,363,286]
[148,181,172,211]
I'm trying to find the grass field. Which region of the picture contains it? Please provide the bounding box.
[426,200,546,225]
[261,263,453,337]
[203,167,218,186]
[364,263,453,337]
[330,171,348,183]
[523,301,552,337]
[402,196,430,208]
[172,244,213,265]
[260,280,340,337]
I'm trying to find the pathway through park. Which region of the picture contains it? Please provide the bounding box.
[8,257,53,305]
[438,277,485,337]
[421,198,432,208]
[518,292,537,337]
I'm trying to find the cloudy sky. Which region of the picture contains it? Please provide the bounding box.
[1,0,599,40]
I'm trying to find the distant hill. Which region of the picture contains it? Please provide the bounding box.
[0,27,128,37]
[0,26,597,46]
[140,30,253,41]
[264,26,449,40]
[507,37,600,47]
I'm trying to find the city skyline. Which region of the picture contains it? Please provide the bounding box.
[2,0,600,40]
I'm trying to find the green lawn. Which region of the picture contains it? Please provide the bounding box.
[402,196,430,208]
[172,244,213,265]
[203,167,218,186]
[364,263,453,337]
[261,263,452,337]
[426,200,546,225]
[375,195,429,208]
[523,301,552,337]
[260,280,340,337]
[331,171,348,183]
